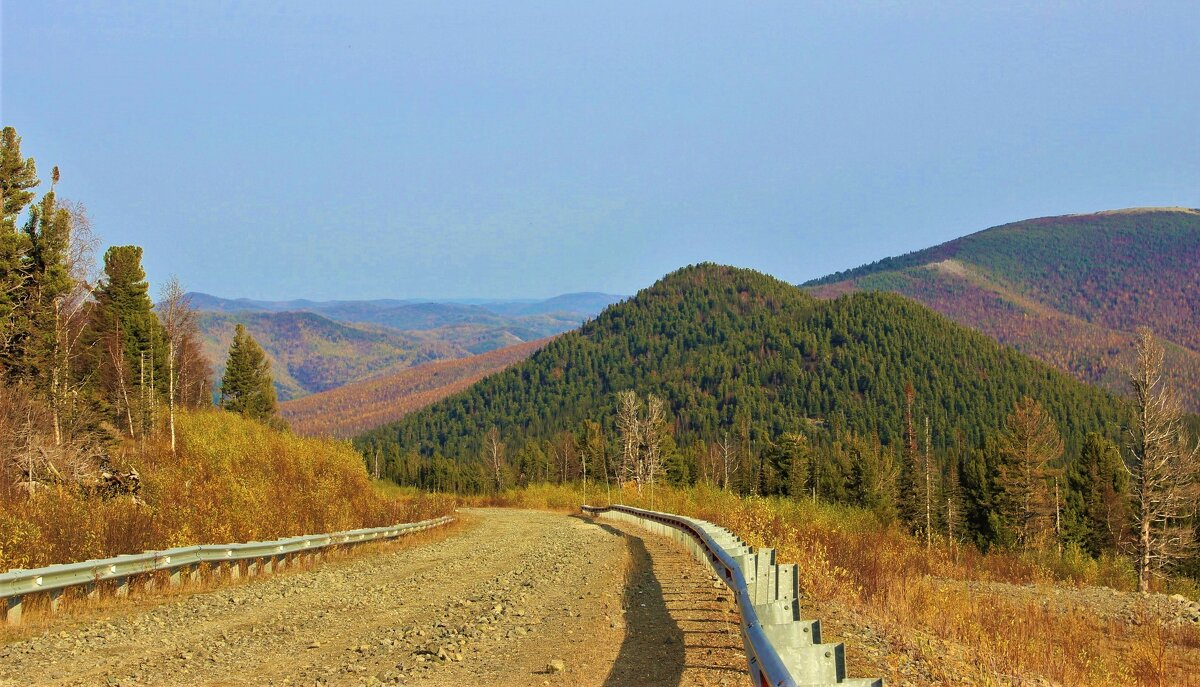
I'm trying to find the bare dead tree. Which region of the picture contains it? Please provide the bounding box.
[719,432,738,492]
[1126,329,1200,592]
[616,390,642,493]
[484,426,506,493]
[643,394,666,507]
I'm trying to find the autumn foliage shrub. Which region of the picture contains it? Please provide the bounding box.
[0,410,455,570]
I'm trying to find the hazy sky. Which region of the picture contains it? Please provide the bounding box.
[2,2,1197,300]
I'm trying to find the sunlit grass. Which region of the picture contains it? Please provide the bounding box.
[0,410,456,570]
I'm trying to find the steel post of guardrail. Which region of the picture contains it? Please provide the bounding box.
[0,514,455,626]
[5,595,20,625]
[583,504,882,687]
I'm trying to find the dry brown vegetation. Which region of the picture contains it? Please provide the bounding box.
[486,483,1200,686]
[0,410,455,570]
[280,338,549,437]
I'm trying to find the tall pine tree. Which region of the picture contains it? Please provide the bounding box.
[0,126,39,369]
[220,323,277,422]
[18,189,74,382]
[995,397,1064,550]
[88,246,167,436]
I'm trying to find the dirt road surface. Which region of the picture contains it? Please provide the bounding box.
[0,509,747,687]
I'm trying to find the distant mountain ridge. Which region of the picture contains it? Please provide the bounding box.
[191,291,624,401]
[805,207,1200,408]
[187,291,626,319]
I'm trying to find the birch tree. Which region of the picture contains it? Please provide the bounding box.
[484,426,506,492]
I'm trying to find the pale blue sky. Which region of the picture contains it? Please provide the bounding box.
[2,1,1197,300]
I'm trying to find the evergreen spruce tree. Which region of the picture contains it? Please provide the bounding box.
[220,323,277,421]
[88,246,167,435]
[0,126,39,369]
[18,190,74,382]
[1064,432,1129,556]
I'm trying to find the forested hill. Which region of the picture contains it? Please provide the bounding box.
[356,263,1128,490]
[805,208,1200,406]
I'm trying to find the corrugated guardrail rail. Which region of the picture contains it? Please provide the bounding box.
[583,504,882,687]
[0,514,455,625]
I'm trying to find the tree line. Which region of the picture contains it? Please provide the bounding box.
[1,127,281,496]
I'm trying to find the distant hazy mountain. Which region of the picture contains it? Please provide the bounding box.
[192,291,624,400]
[187,291,624,323]
[805,208,1200,408]
[196,311,444,401]
[482,292,627,317]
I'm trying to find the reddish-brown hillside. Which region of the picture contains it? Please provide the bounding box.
[280,338,550,437]
[806,208,1200,407]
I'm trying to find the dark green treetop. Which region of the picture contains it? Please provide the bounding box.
[220,323,278,421]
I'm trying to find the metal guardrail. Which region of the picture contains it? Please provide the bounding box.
[583,504,882,687]
[1,514,455,625]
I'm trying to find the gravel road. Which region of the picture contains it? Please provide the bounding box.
[0,509,747,687]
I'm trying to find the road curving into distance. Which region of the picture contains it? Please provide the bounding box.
[1,509,747,687]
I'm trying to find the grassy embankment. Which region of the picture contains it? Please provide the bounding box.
[484,482,1200,686]
[0,410,455,571]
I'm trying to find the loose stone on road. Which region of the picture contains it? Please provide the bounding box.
[1,509,747,686]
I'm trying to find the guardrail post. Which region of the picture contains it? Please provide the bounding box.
[247,558,259,577]
[5,595,22,625]
[189,564,202,586]
[263,556,275,575]
[228,562,240,581]
[144,573,156,594]
[85,582,98,600]
[169,566,182,588]
[114,576,129,598]
[49,588,64,613]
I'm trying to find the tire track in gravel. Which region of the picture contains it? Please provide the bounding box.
[1,509,749,687]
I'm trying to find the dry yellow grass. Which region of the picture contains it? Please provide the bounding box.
[487,483,1200,686]
[0,410,456,570]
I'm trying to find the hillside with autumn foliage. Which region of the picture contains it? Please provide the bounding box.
[281,338,550,438]
[806,208,1200,408]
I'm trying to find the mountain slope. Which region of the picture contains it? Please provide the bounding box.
[805,208,1200,406]
[192,292,624,399]
[357,264,1127,486]
[280,338,550,438]
[197,311,452,401]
